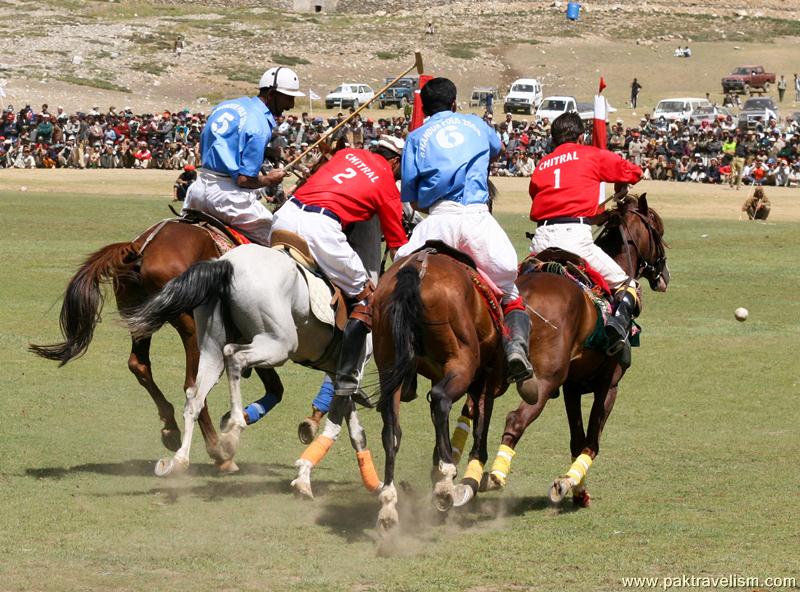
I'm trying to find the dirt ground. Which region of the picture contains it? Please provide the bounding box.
[3,169,799,221]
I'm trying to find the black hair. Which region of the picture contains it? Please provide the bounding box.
[551,112,584,146]
[373,146,400,161]
[421,77,457,116]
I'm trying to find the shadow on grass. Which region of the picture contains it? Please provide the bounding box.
[23,459,295,480]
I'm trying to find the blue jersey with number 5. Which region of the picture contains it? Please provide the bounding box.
[200,96,276,179]
[401,110,500,209]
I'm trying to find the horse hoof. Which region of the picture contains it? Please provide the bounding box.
[433,483,454,513]
[154,456,188,478]
[218,430,241,460]
[291,478,314,499]
[549,477,571,504]
[452,483,475,507]
[216,459,239,474]
[572,489,592,508]
[485,472,506,491]
[161,428,182,452]
[297,418,319,445]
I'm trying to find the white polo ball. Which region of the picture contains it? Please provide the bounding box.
[734,307,749,322]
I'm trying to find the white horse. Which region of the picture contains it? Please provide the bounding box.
[124,243,374,484]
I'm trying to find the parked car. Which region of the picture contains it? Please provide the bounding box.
[325,83,375,109]
[377,77,417,109]
[652,97,712,122]
[689,105,733,124]
[503,78,543,115]
[721,65,776,95]
[738,97,779,129]
[469,86,498,108]
[535,96,595,122]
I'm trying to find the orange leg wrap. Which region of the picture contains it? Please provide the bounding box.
[356,449,382,492]
[300,435,334,466]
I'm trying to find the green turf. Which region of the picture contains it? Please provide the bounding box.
[2,190,799,591]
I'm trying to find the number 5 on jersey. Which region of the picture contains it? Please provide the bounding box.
[332,167,357,184]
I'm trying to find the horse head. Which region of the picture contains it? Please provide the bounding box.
[602,193,670,293]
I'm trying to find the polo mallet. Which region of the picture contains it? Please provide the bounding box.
[282,51,424,173]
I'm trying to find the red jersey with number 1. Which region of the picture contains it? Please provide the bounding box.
[529,142,642,221]
[293,148,407,248]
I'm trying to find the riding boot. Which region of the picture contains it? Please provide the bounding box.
[604,290,638,357]
[504,309,534,384]
[334,318,369,398]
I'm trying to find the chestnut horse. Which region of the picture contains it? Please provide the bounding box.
[371,243,510,532]
[486,194,669,506]
[29,222,278,470]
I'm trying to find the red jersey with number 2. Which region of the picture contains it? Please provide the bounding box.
[293,148,407,248]
[529,142,642,221]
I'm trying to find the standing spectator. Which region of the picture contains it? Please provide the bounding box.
[777,75,787,103]
[174,34,185,58]
[795,74,800,102]
[731,131,748,190]
[630,78,642,109]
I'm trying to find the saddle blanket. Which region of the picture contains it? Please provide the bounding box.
[296,264,336,327]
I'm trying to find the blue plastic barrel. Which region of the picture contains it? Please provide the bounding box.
[566,1,581,20]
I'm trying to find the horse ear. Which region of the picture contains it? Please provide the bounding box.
[638,193,649,214]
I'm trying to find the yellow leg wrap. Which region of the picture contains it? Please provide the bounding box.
[450,415,472,464]
[463,459,484,484]
[490,444,516,486]
[300,435,334,466]
[565,453,593,488]
[356,449,382,492]
[571,456,587,490]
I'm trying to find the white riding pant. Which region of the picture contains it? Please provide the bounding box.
[530,223,629,288]
[270,200,368,299]
[396,201,520,302]
[182,169,273,244]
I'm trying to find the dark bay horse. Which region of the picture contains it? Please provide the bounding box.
[486,194,669,506]
[371,244,510,532]
[29,221,277,471]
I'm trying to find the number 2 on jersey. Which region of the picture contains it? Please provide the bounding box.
[332,167,357,184]
[553,168,561,189]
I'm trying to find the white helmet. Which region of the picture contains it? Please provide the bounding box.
[377,134,404,156]
[258,67,305,97]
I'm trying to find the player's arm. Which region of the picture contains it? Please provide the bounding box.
[237,132,287,189]
[597,149,643,184]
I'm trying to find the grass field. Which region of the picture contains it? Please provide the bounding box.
[1,173,799,591]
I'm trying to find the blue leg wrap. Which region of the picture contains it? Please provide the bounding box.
[312,376,334,413]
[244,392,280,424]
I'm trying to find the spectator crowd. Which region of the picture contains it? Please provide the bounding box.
[2,100,799,188]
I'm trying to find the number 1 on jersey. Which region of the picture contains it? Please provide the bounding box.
[554,168,561,189]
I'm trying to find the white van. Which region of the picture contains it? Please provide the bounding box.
[503,78,543,115]
[652,97,712,122]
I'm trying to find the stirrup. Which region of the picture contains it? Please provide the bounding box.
[605,333,628,357]
[506,352,533,384]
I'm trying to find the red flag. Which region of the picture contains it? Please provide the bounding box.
[598,77,607,94]
[410,75,433,131]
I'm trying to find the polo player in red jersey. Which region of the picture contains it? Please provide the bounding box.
[528,112,643,355]
[269,135,407,398]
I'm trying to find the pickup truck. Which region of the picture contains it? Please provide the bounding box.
[376,77,417,109]
[721,66,776,95]
[738,97,779,129]
[535,96,594,122]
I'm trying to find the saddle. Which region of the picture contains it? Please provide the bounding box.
[406,241,506,336]
[270,229,349,332]
[520,247,611,296]
[170,206,255,253]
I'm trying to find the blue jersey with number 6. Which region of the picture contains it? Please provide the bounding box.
[401,110,501,209]
[200,96,276,179]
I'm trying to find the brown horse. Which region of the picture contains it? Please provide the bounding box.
[29,221,279,470]
[486,194,669,506]
[371,243,510,532]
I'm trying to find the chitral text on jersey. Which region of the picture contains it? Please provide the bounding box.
[529,142,642,221]
[293,148,407,249]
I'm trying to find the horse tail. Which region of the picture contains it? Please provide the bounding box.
[380,267,424,407]
[124,259,233,339]
[29,242,139,366]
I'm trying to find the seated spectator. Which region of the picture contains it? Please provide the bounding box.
[705,158,722,184]
[13,145,36,168]
[133,141,152,168]
[173,164,197,201]
[742,187,770,220]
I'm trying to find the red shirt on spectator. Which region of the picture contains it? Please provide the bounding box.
[293,148,406,249]
[529,142,642,220]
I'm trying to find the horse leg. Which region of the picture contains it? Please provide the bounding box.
[377,390,402,534]
[550,385,591,505]
[486,376,562,490]
[298,376,333,445]
[344,399,382,494]
[429,371,470,512]
[454,386,495,507]
[127,336,181,451]
[219,337,290,465]
[451,401,473,465]
[155,341,225,477]
[171,314,226,469]
[292,393,349,499]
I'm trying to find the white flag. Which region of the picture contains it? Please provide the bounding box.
[309,89,320,101]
